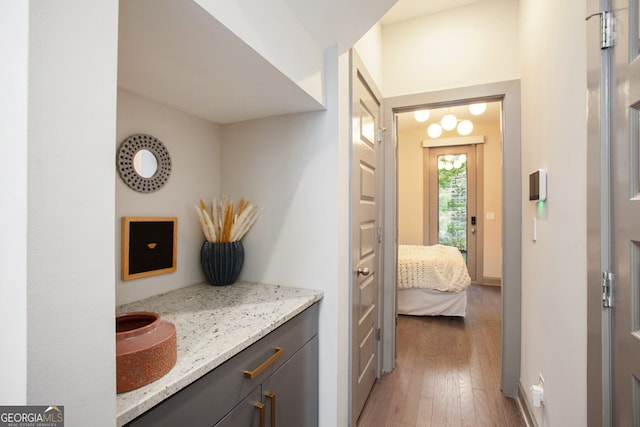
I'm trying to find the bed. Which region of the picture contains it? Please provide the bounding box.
[397,244,471,316]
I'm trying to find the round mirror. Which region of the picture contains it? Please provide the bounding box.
[133,149,158,178]
[117,134,171,193]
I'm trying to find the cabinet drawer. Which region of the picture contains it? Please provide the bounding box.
[215,388,267,427]
[126,303,318,427]
[214,388,263,427]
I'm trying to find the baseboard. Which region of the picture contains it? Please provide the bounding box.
[517,382,537,427]
[482,276,502,286]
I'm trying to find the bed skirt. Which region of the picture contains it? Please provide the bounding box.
[397,287,467,317]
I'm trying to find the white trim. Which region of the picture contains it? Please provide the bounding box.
[422,135,485,148]
[517,382,538,427]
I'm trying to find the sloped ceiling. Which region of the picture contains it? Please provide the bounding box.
[118,0,502,125]
[379,0,489,25]
[284,0,398,50]
[118,0,397,125]
[118,0,328,124]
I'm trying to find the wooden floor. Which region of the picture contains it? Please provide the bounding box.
[357,284,524,427]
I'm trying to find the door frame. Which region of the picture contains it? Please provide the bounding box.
[424,142,483,282]
[585,0,613,425]
[381,80,522,397]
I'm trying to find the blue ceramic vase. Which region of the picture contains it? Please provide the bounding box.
[200,241,244,286]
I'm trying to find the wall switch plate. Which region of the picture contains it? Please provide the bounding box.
[531,384,544,407]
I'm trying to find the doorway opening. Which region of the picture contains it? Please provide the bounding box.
[380,80,522,398]
[395,100,503,285]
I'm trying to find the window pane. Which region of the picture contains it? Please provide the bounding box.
[437,154,468,258]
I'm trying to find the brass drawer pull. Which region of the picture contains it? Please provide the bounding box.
[265,391,276,426]
[252,401,265,427]
[244,347,283,379]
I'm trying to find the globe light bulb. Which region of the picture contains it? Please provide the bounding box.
[414,110,430,122]
[427,123,443,138]
[457,119,473,135]
[441,113,457,131]
[469,103,487,115]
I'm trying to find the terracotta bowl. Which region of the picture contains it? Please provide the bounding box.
[116,311,177,393]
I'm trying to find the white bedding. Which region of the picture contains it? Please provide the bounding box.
[397,244,471,292]
[397,288,467,316]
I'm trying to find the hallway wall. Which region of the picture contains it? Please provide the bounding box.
[381,0,519,97]
[519,0,587,425]
[1,0,28,403]
[220,48,351,427]
[375,0,587,424]
[23,1,119,423]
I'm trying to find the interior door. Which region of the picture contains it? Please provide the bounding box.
[427,145,478,280]
[610,0,640,424]
[351,52,382,426]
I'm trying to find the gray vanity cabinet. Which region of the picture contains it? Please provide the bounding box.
[126,304,318,427]
[216,335,318,427]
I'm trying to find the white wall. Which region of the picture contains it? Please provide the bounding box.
[397,127,425,245]
[0,0,28,404]
[382,0,519,97]
[519,0,587,425]
[26,1,118,424]
[115,90,221,305]
[219,46,351,427]
[353,23,384,90]
[476,122,503,279]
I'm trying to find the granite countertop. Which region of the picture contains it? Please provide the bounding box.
[115,281,323,426]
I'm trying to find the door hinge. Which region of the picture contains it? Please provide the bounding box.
[586,11,614,49]
[377,227,383,243]
[376,328,381,341]
[602,271,613,308]
[377,127,386,143]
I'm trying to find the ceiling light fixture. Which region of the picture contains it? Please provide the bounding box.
[441,112,457,131]
[424,105,482,139]
[427,123,443,138]
[469,102,487,115]
[414,110,430,122]
[457,119,474,136]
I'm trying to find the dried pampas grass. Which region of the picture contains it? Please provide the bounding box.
[195,197,259,243]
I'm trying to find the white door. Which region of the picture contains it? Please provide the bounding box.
[610,0,640,424]
[427,145,478,280]
[351,51,382,425]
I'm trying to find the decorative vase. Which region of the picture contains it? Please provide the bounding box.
[200,241,244,286]
[115,311,177,393]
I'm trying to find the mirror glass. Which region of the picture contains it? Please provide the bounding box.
[133,149,158,178]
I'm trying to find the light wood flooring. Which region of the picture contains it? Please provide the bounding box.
[357,284,525,427]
